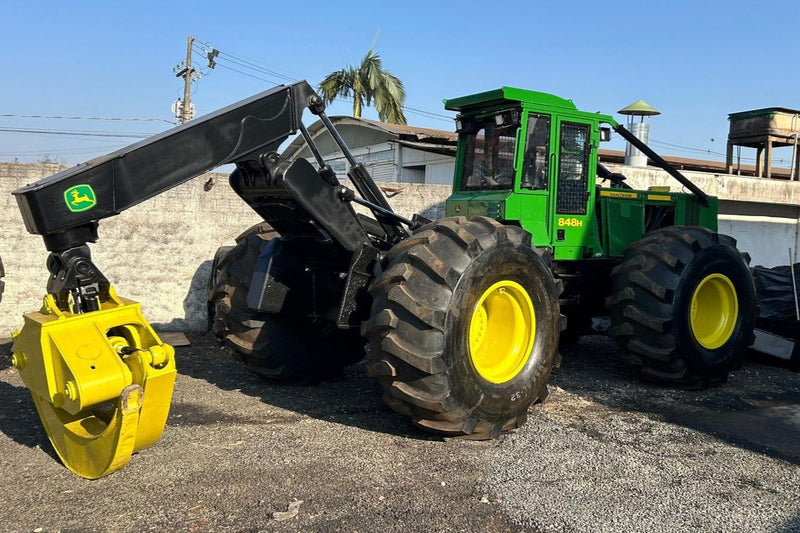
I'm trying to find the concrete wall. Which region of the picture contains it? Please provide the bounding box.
[603,163,800,207]
[2,161,800,336]
[0,163,450,335]
[717,215,800,267]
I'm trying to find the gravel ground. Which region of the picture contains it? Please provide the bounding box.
[1,333,799,533]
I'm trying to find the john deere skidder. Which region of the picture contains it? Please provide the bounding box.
[11,81,755,478]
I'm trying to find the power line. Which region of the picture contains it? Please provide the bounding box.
[218,52,296,82]
[0,113,177,124]
[402,106,452,121]
[648,137,796,167]
[195,47,296,84]
[649,138,727,157]
[0,145,123,157]
[194,38,452,123]
[194,39,300,81]
[0,127,155,138]
[214,62,281,85]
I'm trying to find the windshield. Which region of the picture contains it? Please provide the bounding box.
[459,114,519,191]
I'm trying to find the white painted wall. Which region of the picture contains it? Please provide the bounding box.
[425,161,456,185]
[718,215,800,268]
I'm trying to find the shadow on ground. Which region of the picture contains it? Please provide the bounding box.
[0,343,57,456]
[0,329,436,461]
[553,334,800,465]
[5,328,797,468]
[0,380,54,454]
[175,331,800,461]
[0,340,12,371]
[173,332,440,442]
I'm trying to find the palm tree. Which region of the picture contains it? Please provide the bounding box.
[319,49,407,125]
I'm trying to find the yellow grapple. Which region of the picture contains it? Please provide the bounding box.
[11,286,176,479]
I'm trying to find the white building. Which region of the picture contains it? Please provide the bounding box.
[282,117,458,185]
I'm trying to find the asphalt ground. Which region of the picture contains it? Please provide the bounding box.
[1,333,799,533]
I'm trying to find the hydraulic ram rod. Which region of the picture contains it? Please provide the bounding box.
[612,123,710,207]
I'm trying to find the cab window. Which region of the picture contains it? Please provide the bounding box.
[521,113,551,190]
[459,113,518,191]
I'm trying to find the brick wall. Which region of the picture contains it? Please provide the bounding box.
[0,163,451,335]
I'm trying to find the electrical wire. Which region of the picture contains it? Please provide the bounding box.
[195,39,300,81]
[0,145,122,157]
[193,38,452,123]
[0,127,154,139]
[649,138,728,158]
[403,106,452,121]
[213,62,282,85]
[4,39,452,159]
[649,137,794,167]
[213,53,295,83]
[0,113,177,125]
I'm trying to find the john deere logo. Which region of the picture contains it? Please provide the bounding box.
[64,184,97,213]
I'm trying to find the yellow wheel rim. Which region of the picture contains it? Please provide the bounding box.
[468,280,535,383]
[690,273,738,349]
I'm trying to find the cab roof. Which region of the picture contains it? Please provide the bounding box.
[444,87,577,113]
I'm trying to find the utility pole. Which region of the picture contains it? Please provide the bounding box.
[172,35,216,123]
[173,35,195,123]
[181,35,194,123]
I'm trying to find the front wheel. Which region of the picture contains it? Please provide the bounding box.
[363,216,562,439]
[209,223,365,381]
[607,226,756,388]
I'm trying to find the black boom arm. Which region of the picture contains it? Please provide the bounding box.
[12,80,409,317]
[13,82,321,249]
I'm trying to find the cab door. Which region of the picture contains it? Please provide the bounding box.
[551,118,596,260]
[514,112,552,246]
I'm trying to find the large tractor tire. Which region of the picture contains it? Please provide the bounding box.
[363,216,562,439]
[209,223,365,381]
[607,226,756,388]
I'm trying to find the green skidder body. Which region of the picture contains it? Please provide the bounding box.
[444,87,754,389]
[444,86,718,258]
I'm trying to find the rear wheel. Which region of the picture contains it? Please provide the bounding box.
[607,226,756,388]
[210,223,365,381]
[363,216,562,439]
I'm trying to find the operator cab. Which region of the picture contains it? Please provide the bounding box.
[446,87,607,260]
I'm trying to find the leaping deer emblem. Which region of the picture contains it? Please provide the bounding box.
[69,189,93,206]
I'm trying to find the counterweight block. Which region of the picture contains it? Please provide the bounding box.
[11,287,176,479]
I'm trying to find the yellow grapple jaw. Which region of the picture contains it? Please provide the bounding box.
[11,286,176,479]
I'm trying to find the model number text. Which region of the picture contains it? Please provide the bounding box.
[557,217,584,228]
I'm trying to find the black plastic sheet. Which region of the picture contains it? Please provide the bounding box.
[752,264,800,320]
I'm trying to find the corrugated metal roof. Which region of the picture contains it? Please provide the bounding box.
[342,117,458,142]
[395,139,456,156]
[282,116,458,159]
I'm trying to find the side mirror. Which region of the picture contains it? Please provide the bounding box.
[599,127,612,142]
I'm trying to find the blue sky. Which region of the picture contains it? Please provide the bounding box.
[2,1,798,166]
